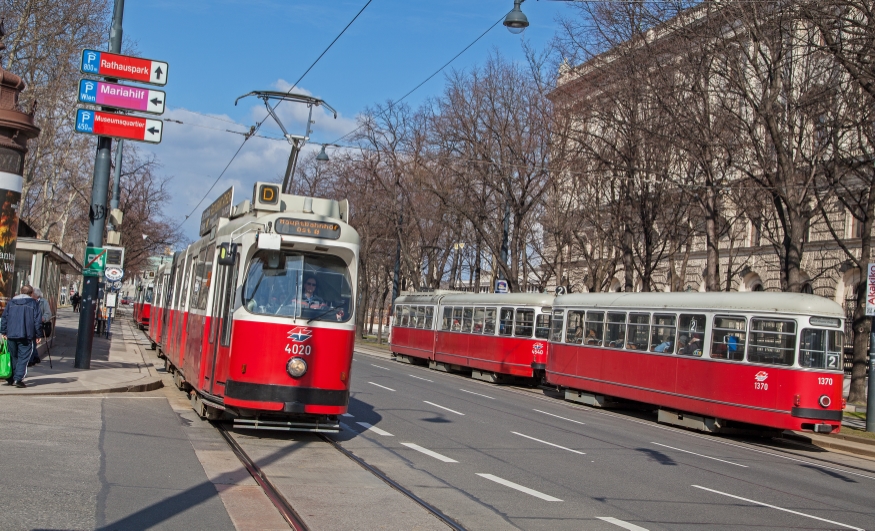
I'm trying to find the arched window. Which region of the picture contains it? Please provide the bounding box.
[801,283,814,294]
[752,283,764,292]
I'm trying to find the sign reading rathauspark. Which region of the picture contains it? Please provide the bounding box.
[80,49,168,86]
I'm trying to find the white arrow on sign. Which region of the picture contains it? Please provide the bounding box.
[143,119,163,143]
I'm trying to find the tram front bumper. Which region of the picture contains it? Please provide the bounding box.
[225,379,349,413]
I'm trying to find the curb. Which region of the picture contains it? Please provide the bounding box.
[0,377,164,397]
[783,431,875,460]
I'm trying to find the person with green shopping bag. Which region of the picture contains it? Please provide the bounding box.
[1,285,42,388]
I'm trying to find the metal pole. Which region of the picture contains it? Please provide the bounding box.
[110,139,123,213]
[75,0,124,369]
[867,317,875,432]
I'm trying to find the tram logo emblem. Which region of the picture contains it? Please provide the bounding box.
[754,371,769,382]
[288,327,313,342]
[532,343,544,355]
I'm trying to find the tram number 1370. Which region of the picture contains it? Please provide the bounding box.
[754,381,768,390]
[818,377,833,386]
[285,344,313,356]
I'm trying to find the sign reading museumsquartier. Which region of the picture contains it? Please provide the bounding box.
[275,218,341,240]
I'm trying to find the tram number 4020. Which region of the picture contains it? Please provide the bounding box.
[754,381,768,390]
[285,344,312,356]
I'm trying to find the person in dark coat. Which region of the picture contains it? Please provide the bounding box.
[1,285,43,388]
[71,292,81,312]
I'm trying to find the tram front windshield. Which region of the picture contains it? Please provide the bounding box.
[242,250,352,322]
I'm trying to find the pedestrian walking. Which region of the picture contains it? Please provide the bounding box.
[1,285,43,388]
[30,288,52,366]
[71,292,81,312]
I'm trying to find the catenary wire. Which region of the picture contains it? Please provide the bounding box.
[175,0,374,229]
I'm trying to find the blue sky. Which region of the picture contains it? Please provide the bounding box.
[121,0,573,241]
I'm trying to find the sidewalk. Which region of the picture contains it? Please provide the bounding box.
[0,306,163,395]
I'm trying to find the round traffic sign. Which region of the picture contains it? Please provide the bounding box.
[105,266,124,282]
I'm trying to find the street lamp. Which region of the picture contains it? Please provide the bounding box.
[316,144,330,163]
[503,0,529,34]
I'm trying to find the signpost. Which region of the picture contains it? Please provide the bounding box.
[75,109,162,144]
[78,79,165,114]
[83,247,107,277]
[80,49,168,86]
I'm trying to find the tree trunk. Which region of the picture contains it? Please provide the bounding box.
[704,190,721,292]
[848,281,870,404]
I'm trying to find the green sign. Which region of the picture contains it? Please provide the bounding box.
[83,247,107,277]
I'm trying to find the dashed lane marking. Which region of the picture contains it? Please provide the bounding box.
[652,442,747,468]
[533,409,585,425]
[370,364,391,371]
[424,401,465,416]
[355,422,394,436]
[476,473,562,502]
[512,431,585,455]
[368,382,396,392]
[341,413,354,417]
[400,442,458,463]
[596,517,650,530]
[409,374,434,382]
[692,485,864,531]
[459,389,495,399]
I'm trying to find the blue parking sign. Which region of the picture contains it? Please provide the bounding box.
[79,79,98,103]
[81,50,101,74]
[75,109,95,134]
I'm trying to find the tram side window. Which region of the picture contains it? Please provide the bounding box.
[515,309,534,337]
[441,307,452,330]
[462,307,474,333]
[424,306,434,329]
[711,316,746,361]
[197,244,215,310]
[484,307,497,335]
[566,310,585,344]
[400,306,410,327]
[677,314,706,356]
[627,313,650,350]
[605,312,627,348]
[799,329,844,370]
[172,265,184,308]
[416,306,426,329]
[550,310,565,342]
[499,308,514,336]
[473,307,485,333]
[748,318,796,366]
[585,311,605,346]
[651,314,677,353]
[535,313,551,339]
[452,307,463,331]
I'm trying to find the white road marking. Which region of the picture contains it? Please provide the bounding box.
[596,517,650,531]
[423,401,465,416]
[370,364,391,371]
[409,374,434,382]
[534,409,585,425]
[477,473,562,501]
[459,389,495,399]
[692,485,864,531]
[651,442,747,468]
[341,413,354,417]
[400,443,458,463]
[355,422,394,436]
[512,432,585,455]
[368,382,396,391]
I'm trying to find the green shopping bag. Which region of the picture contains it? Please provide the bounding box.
[0,338,10,380]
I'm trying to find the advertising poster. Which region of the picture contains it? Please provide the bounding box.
[867,263,875,317]
[0,172,22,312]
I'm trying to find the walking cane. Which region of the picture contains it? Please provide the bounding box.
[42,325,52,369]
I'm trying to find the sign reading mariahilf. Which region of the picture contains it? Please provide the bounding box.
[78,79,165,114]
[867,263,875,317]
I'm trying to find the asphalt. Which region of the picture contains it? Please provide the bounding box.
[334,349,875,531]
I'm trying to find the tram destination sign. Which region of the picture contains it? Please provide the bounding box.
[80,49,168,86]
[75,109,163,144]
[78,79,165,114]
[200,187,234,236]
[275,218,341,240]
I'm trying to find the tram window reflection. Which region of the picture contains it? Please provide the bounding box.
[626,313,650,350]
[585,311,604,346]
[650,314,676,353]
[400,306,410,327]
[605,312,627,348]
[535,313,551,339]
[515,309,534,337]
[711,316,746,361]
[442,307,453,330]
[416,306,426,329]
[462,307,474,333]
[566,310,585,344]
[242,250,353,322]
[799,328,843,369]
[484,307,497,335]
[748,318,796,366]
[499,308,514,336]
[472,307,485,333]
[677,314,706,356]
[452,307,463,331]
[550,311,565,342]
[424,307,435,329]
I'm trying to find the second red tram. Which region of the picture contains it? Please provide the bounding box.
[391,293,554,382]
[132,279,153,330]
[151,182,359,431]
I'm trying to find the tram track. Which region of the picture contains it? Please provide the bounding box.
[215,424,311,531]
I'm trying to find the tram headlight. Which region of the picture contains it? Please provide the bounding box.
[818,395,831,408]
[287,357,308,378]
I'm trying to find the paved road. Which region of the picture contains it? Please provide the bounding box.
[331,352,875,531]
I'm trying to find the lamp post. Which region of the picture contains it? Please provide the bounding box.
[503,0,529,34]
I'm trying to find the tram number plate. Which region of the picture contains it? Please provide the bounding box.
[754,381,768,390]
[818,377,833,386]
[826,354,839,369]
[285,344,312,356]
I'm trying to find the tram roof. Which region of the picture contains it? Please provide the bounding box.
[553,292,844,317]
[396,292,554,307]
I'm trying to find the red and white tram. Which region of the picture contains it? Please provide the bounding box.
[154,182,359,431]
[132,279,153,330]
[147,264,171,350]
[547,292,846,433]
[391,293,554,382]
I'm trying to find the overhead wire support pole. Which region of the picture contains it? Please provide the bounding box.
[75,0,124,369]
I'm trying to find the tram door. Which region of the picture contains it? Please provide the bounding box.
[205,250,237,396]
[160,255,178,347]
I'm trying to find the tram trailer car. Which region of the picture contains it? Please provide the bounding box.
[147,263,171,350]
[391,293,554,383]
[133,280,154,330]
[158,182,359,432]
[547,292,846,434]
